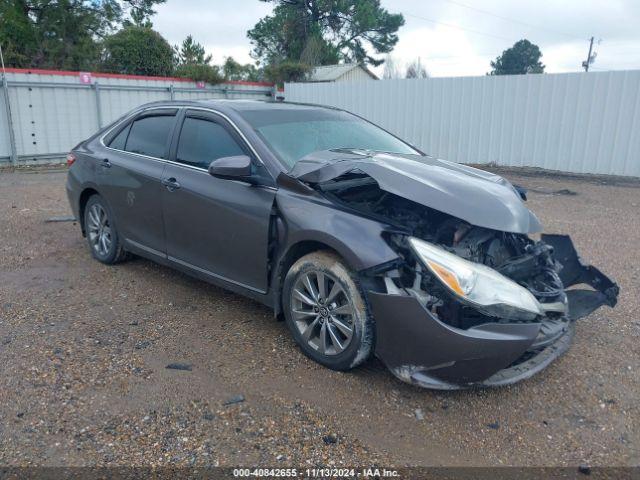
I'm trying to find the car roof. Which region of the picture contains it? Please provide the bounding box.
[137,99,338,114]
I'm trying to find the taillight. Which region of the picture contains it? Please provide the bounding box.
[66,153,76,167]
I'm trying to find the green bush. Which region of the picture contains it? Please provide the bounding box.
[174,63,225,85]
[263,61,311,86]
[101,26,174,76]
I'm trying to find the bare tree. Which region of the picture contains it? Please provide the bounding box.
[405,58,428,79]
[382,55,402,79]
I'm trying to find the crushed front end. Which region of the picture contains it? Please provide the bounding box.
[320,175,619,389]
[372,225,618,389]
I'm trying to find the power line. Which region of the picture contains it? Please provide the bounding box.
[590,67,639,72]
[591,60,640,67]
[436,0,586,41]
[598,50,640,56]
[403,10,601,71]
[420,52,499,61]
[404,12,516,42]
[595,40,638,47]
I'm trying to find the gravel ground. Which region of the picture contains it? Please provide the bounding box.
[0,167,638,468]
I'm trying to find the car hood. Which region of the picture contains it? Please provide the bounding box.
[289,150,542,234]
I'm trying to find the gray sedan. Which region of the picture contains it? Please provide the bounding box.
[66,100,619,389]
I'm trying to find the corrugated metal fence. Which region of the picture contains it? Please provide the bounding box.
[0,68,275,165]
[286,71,640,177]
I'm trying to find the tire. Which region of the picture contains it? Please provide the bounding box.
[282,251,374,371]
[84,195,128,265]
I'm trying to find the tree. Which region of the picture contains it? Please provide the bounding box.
[405,59,428,79]
[101,26,174,76]
[127,0,164,27]
[0,0,114,69]
[223,57,261,82]
[248,0,404,67]
[172,35,224,84]
[0,0,165,70]
[263,61,311,85]
[174,63,224,84]
[174,35,212,66]
[490,39,545,75]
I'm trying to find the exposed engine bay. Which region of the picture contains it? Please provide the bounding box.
[319,173,614,334]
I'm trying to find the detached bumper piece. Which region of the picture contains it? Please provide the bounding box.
[370,235,619,390]
[542,234,619,320]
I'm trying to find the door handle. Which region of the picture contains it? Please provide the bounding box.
[100,158,111,168]
[162,177,181,191]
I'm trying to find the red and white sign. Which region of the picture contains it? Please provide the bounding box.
[79,72,92,84]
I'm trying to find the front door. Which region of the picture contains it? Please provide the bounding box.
[161,110,276,293]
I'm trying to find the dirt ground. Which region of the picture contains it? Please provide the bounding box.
[0,166,638,468]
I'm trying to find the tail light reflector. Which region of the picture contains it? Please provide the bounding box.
[66,153,76,167]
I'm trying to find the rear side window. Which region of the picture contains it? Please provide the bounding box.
[124,115,175,159]
[176,117,245,169]
[108,123,131,150]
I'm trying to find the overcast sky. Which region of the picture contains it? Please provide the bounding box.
[152,0,640,77]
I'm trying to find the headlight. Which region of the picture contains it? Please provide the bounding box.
[408,237,543,320]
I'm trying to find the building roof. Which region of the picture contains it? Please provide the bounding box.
[308,63,378,82]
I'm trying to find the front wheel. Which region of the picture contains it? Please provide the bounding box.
[84,195,128,264]
[282,251,374,371]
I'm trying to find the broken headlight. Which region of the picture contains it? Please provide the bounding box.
[408,237,544,320]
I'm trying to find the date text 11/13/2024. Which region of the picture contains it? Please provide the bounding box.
[232,467,400,478]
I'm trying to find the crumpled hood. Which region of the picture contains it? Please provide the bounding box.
[289,150,542,234]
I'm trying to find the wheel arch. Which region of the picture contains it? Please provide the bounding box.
[271,239,344,319]
[78,187,101,236]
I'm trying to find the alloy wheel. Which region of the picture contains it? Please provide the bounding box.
[87,203,112,257]
[291,270,355,356]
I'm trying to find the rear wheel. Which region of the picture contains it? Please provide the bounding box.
[84,195,128,264]
[283,251,373,371]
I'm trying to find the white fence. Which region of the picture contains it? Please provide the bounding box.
[286,71,640,177]
[0,68,275,165]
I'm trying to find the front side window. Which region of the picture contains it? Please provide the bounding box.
[124,115,175,159]
[176,117,245,169]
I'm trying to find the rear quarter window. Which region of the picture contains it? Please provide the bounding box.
[108,123,131,150]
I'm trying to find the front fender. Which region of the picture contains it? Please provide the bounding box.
[275,190,399,272]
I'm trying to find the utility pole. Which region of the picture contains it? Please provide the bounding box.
[582,36,595,72]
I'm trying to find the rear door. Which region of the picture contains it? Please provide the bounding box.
[161,109,276,293]
[100,108,178,256]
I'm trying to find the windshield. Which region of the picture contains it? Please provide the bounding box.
[241,107,420,168]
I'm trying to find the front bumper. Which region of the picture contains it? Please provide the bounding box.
[369,235,619,390]
[370,291,576,389]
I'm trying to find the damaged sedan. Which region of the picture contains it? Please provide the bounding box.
[66,100,619,389]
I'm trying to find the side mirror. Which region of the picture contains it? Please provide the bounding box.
[208,155,252,180]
